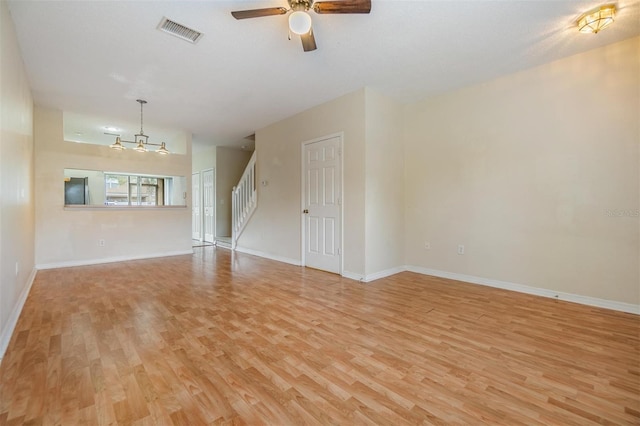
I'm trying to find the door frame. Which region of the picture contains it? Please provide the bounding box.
[192,171,202,241]
[300,132,344,275]
[202,168,216,243]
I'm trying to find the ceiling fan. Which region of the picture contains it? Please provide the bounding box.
[231,0,371,52]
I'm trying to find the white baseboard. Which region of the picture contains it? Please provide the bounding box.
[0,267,37,362]
[234,246,302,267]
[363,266,407,283]
[342,266,408,283]
[406,266,639,315]
[342,271,365,282]
[30,251,639,317]
[36,250,194,270]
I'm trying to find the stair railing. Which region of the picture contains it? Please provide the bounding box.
[231,150,257,249]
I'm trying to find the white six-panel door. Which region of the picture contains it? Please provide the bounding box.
[302,135,342,274]
[202,168,215,243]
[192,172,201,241]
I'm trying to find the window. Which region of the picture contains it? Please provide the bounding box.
[105,174,166,206]
[104,174,130,205]
[63,169,186,207]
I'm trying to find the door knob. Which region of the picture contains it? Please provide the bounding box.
[303,209,309,214]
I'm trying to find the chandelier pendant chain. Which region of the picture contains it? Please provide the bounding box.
[137,99,148,142]
[140,99,144,135]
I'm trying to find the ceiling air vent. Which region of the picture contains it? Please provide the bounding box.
[157,17,203,44]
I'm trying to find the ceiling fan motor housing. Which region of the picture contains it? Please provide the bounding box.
[288,0,312,12]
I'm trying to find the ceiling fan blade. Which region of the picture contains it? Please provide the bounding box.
[231,7,288,20]
[312,0,371,14]
[301,29,317,52]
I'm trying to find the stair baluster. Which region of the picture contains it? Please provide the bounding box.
[231,150,257,249]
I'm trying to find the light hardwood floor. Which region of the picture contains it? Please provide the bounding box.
[0,248,638,425]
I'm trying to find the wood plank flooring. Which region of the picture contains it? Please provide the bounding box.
[0,247,638,425]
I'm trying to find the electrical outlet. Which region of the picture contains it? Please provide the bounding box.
[99,239,106,247]
[424,242,431,250]
[15,262,19,277]
[457,244,465,255]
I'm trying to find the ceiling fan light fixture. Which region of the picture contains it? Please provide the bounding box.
[289,11,312,35]
[231,0,370,52]
[577,4,616,34]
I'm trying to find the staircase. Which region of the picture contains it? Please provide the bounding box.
[231,150,257,250]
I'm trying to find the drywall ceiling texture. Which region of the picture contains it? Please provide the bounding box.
[0,0,35,357]
[34,107,193,268]
[404,36,640,305]
[6,1,640,149]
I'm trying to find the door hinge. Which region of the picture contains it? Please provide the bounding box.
[338,248,341,255]
[338,197,341,205]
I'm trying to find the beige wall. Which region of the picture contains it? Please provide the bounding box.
[404,37,639,305]
[364,88,405,276]
[34,107,193,267]
[192,146,216,174]
[0,0,35,357]
[215,147,252,237]
[238,87,405,278]
[240,89,367,274]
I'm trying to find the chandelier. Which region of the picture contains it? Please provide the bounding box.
[109,99,170,154]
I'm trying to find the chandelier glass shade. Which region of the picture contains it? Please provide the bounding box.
[110,136,125,151]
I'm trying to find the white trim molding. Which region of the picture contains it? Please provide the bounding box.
[36,250,194,270]
[0,268,37,361]
[406,266,639,315]
[363,266,408,283]
[251,256,638,315]
[234,246,302,267]
[342,271,365,282]
[342,266,407,283]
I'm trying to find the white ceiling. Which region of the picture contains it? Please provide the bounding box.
[7,0,640,152]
